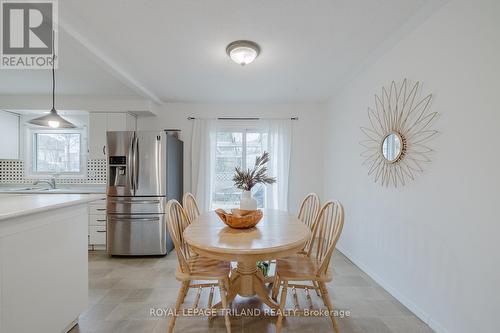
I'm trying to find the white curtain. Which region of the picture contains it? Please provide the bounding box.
[263,119,292,210]
[190,119,217,212]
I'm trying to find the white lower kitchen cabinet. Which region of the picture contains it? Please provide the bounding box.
[88,199,107,250]
[89,225,107,245]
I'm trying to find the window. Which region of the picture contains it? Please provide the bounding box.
[34,133,81,173]
[192,118,290,211]
[25,128,86,177]
[212,129,268,209]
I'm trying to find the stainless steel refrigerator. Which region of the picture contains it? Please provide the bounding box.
[106,130,183,255]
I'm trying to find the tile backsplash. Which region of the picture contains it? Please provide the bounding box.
[0,159,107,184]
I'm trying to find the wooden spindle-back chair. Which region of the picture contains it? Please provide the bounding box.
[266,193,321,282]
[297,192,321,252]
[166,200,232,333]
[182,192,200,224]
[272,200,344,333]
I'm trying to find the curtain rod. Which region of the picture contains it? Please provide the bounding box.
[187,116,298,120]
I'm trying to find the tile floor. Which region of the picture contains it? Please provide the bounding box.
[70,251,434,333]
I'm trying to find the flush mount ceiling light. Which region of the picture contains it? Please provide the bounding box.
[226,40,260,66]
[28,32,76,129]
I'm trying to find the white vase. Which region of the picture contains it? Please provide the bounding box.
[240,190,257,211]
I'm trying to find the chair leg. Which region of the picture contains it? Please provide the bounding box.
[181,280,191,304]
[276,281,288,333]
[168,281,189,333]
[312,280,321,297]
[319,282,339,333]
[271,274,281,301]
[219,279,232,333]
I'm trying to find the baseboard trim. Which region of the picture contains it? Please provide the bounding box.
[61,317,78,333]
[336,245,450,333]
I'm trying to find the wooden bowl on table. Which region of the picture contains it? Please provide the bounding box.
[215,208,263,229]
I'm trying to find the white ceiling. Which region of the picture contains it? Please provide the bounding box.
[0,29,138,96]
[1,0,436,103]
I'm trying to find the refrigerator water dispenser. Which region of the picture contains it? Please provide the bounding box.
[109,156,127,187]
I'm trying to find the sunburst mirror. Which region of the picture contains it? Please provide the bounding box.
[360,79,438,187]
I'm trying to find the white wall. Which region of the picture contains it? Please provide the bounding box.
[323,1,500,332]
[138,103,324,213]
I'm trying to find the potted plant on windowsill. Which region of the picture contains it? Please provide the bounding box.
[232,151,276,211]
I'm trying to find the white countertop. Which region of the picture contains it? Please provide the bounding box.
[0,193,105,221]
[0,184,106,194]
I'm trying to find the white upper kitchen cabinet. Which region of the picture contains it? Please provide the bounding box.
[0,111,20,159]
[88,113,107,159]
[88,112,137,159]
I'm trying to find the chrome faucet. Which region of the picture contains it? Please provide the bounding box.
[33,178,56,189]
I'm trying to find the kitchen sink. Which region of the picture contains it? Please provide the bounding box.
[9,187,33,191]
[9,187,51,192]
[2,187,68,193]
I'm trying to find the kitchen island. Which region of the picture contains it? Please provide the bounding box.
[0,193,104,333]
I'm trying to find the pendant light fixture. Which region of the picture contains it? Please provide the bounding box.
[226,40,260,66]
[28,33,76,129]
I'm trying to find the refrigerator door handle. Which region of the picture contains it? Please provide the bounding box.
[128,135,135,193]
[108,199,161,204]
[156,135,161,194]
[107,216,160,222]
[134,136,139,191]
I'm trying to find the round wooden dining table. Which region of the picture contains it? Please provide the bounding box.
[183,209,311,309]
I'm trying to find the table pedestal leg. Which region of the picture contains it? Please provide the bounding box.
[237,261,258,296]
[212,261,279,312]
[236,261,279,310]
